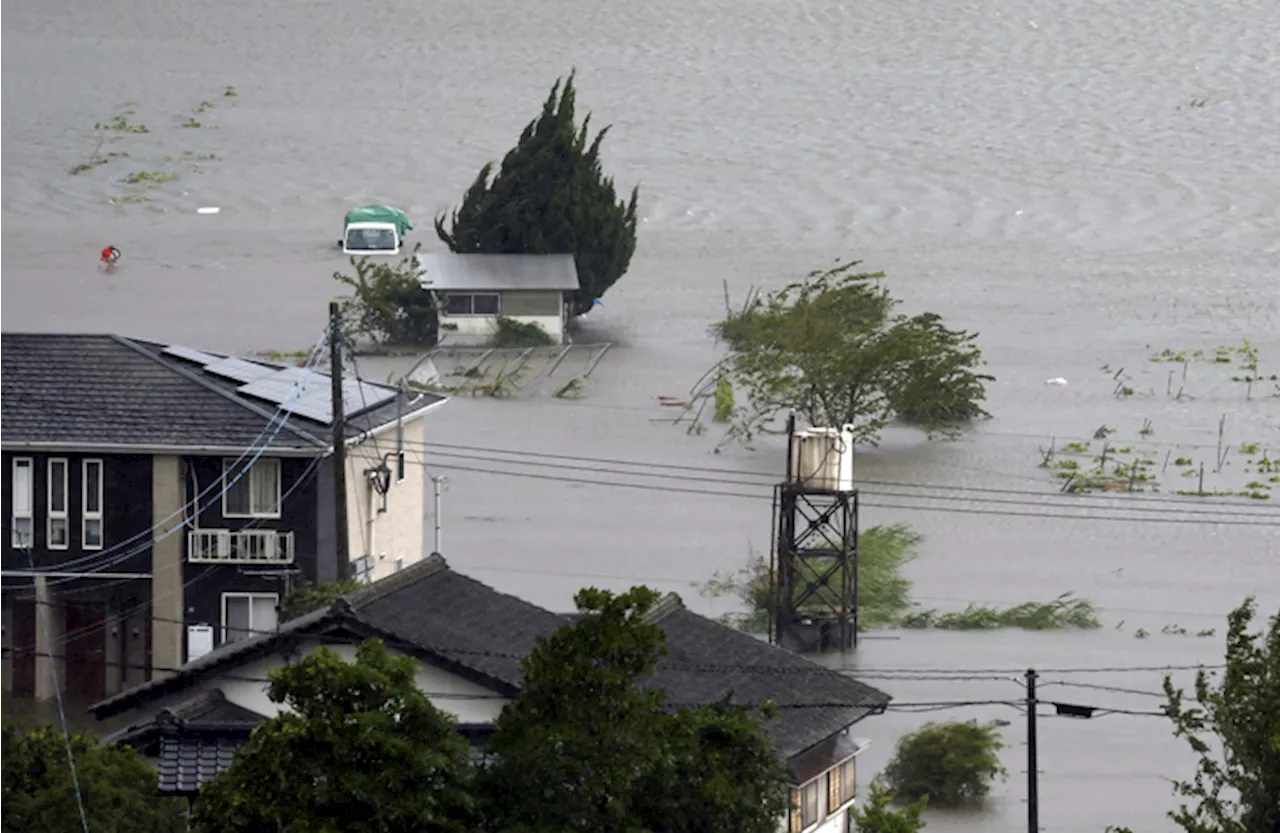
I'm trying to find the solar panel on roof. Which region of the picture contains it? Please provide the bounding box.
[343,379,396,415]
[286,398,336,424]
[205,357,276,384]
[162,344,223,366]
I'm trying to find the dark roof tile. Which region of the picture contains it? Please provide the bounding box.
[1,333,446,451]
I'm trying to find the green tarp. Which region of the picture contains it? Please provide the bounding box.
[343,205,413,236]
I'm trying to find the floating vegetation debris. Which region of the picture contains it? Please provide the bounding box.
[898,594,1101,631]
[121,170,179,185]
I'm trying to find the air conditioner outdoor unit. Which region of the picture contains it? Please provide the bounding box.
[187,624,214,662]
[789,425,855,492]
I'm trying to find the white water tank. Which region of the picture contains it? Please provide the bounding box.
[789,425,855,491]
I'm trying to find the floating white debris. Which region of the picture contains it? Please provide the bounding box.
[197,207,220,214]
[1045,377,1068,386]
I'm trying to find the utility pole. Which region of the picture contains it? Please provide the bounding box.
[1027,667,1039,833]
[329,301,350,580]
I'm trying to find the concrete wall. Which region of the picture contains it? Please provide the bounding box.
[346,416,428,583]
[150,456,184,679]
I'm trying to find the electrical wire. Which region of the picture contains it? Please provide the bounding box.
[21,333,331,576]
[20,548,90,833]
[401,452,1279,527]
[400,439,1280,512]
[8,458,324,651]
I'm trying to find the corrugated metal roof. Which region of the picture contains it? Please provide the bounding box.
[417,253,580,292]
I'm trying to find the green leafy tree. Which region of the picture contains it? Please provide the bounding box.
[2,723,187,833]
[1161,597,1280,833]
[714,260,992,445]
[278,578,362,621]
[190,639,474,833]
[435,71,639,315]
[881,720,1007,806]
[333,243,438,346]
[479,586,791,833]
[850,782,928,833]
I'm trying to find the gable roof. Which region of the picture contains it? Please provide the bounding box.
[90,556,890,761]
[418,253,580,292]
[1,333,445,453]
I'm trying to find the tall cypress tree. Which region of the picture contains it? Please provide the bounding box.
[435,71,639,316]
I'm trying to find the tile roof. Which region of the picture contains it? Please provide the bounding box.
[90,556,889,761]
[0,333,445,451]
[157,734,246,795]
[418,253,581,291]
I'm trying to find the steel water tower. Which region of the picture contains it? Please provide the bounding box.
[771,414,860,653]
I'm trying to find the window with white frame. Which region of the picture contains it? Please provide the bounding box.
[443,292,500,316]
[222,458,281,518]
[11,458,34,548]
[82,459,104,550]
[47,459,69,549]
[221,593,279,644]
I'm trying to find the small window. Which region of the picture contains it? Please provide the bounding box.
[48,459,69,550]
[223,458,281,518]
[801,780,820,828]
[82,460,104,550]
[828,765,842,813]
[352,555,375,584]
[444,293,472,315]
[442,293,500,316]
[221,593,279,644]
[395,557,405,573]
[11,458,34,548]
[838,758,856,806]
[789,789,803,833]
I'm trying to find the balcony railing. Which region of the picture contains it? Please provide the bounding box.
[188,529,295,564]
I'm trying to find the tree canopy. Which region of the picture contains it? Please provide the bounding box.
[2,723,187,833]
[479,586,791,833]
[333,244,438,347]
[435,71,639,316]
[850,782,928,833]
[190,639,474,833]
[881,720,1007,806]
[714,260,992,445]
[1161,597,1280,833]
[278,578,362,621]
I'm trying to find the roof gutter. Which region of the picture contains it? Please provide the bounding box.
[344,398,447,448]
[0,442,322,457]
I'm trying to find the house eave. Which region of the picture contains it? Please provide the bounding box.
[345,398,448,448]
[0,442,324,457]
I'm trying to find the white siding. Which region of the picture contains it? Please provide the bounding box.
[346,415,428,583]
[143,639,510,726]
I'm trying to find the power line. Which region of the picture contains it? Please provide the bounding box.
[401,453,1279,527]
[25,333,331,576]
[402,438,1280,512]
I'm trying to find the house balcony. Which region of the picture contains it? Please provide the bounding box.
[187,530,295,564]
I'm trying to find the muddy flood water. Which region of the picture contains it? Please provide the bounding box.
[4,0,1279,829]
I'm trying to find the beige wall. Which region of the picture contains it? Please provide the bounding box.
[151,455,184,678]
[439,313,565,345]
[500,291,562,316]
[345,415,427,583]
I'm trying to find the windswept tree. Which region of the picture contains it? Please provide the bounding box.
[713,260,992,444]
[435,71,639,315]
[1161,597,1280,833]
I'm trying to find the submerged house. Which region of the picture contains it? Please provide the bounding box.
[91,556,891,832]
[418,253,580,346]
[0,333,446,706]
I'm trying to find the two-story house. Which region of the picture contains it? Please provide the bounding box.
[91,555,892,833]
[1,333,446,707]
